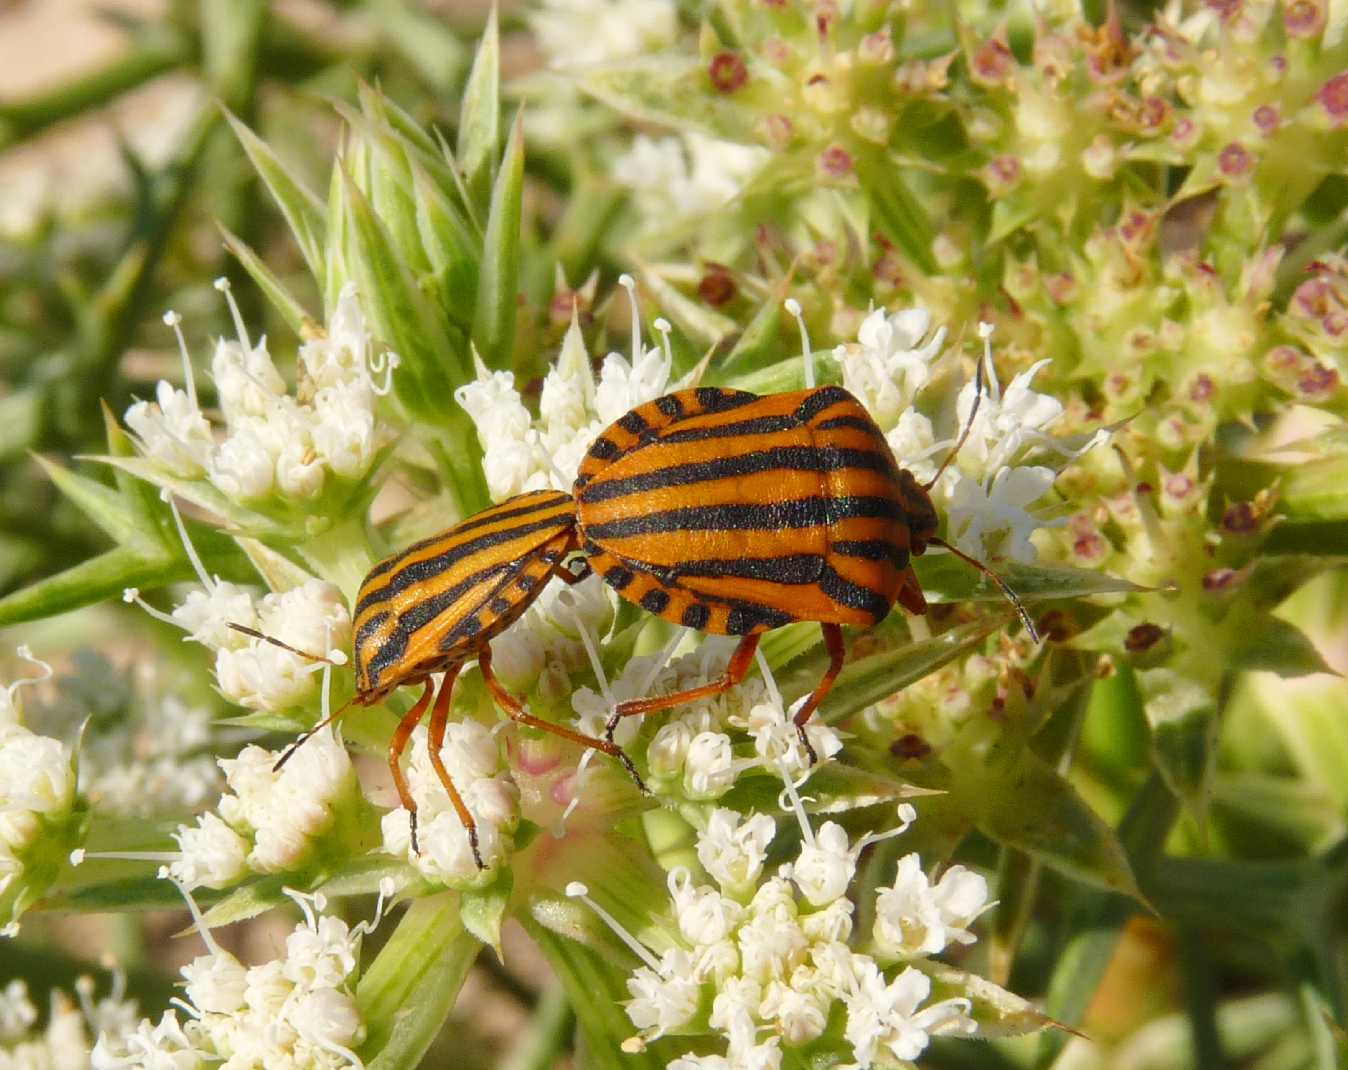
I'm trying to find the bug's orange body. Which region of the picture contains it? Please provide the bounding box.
[571,384,941,745]
[574,385,937,633]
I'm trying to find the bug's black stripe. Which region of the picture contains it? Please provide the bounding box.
[818,565,891,620]
[832,539,904,563]
[617,411,649,435]
[361,496,568,585]
[588,436,620,460]
[585,496,901,540]
[694,387,758,412]
[604,566,635,590]
[577,446,896,504]
[795,386,853,423]
[815,415,884,435]
[354,513,570,618]
[682,603,711,629]
[656,414,799,445]
[726,601,795,634]
[671,554,826,584]
[363,562,516,679]
[640,589,671,614]
[656,395,685,418]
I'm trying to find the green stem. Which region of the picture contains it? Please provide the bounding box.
[0,31,188,150]
[500,983,575,1070]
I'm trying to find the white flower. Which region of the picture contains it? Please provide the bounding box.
[613,134,767,218]
[170,581,257,650]
[167,812,248,890]
[683,731,736,799]
[841,957,975,1067]
[697,810,776,895]
[212,336,287,424]
[310,380,379,478]
[737,910,808,984]
[91,1009,203,1070]
[299,283,377,390]
[593,342,671,424]
[625,950,701,1038]
[873,854,990,958]
[885,409,940,485]
[953,358,1064,476]
[943,465,1057,564]
[0,978,38,1041]
[0,729,74,814]
[839,307,946,431]
[124,381,213,478]
[800,897,854,944]
[181,951,248,1015]
[787,822,856,908]
[709,975,761,1056]
[668,869,745,946]
[745,697,843,773]
[208,421,277,500]
[531,0,677,68]
[669,1055,732,1070]
[760,969,831,1045]
[289,986,364,1050]
[284,915,359,989]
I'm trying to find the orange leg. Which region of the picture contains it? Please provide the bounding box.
[388,679,435,855]
[424,664,483,870]
[791,624,846,765]
[605,633,761,739]
[477,645,647,794]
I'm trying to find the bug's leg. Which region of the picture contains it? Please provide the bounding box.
[424,664,483,870]
[790,624,846,765]
[388,679,435,855]
[605,633,762,739]
[478,645,648,795]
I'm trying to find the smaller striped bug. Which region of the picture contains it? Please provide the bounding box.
[235,489,646,871]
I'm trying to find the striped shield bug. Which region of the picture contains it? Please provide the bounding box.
[572,377,1038,761]
[236,487,644,871]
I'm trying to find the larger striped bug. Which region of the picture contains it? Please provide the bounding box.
[573,381,1036,760]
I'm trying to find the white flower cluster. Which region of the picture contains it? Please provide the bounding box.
[530,0,677,68]
[838,309,1082,563]
[574,641,842,802]
[0,974,141,1067]
[93,887,382,1069]
[0,651,78,933]
[125,281,395,504]
[82,695,220,819]
[613,133,769,219]
[575,803,989,1069]
[382,719,520,885]
[456,282,673,502]
[167,729,359,889]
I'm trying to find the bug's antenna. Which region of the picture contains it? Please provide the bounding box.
[273,694,359,771]
[924,322,991,492]
[929,536,1040,642]
[227,623,344,666]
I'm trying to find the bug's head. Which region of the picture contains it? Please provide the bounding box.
[898,469,940,554]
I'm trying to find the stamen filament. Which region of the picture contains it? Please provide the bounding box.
[619,274,641,364]
[162,493,215,591]
[565,882,662,971]
[214,277,252,353]
[163,310,198,409]
[785,298,814,388]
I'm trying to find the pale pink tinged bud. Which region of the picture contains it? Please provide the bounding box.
[818,144,854,178]
[1046,272,1077,303]
[1163,474,1194,500]
[1293,277,1334,317]
[1270,54,1288,77]
[859,28,895,64]
[1142,96,1171,130]
[1265,344,1303,370]
[763,113,794,149]
[1202,567,1238,592]
[1171,117,1200,147]
[1218,142,1254,179]
[1189,373,1216,402]
[1326,312,1348,336]
[985,154,1021,194]
[1298,363,1340,400]
[1119,210,1154,244]
[1316,72,1348,125]
[1127,328,1156,353]
[972,35,1014,85]
[1283,0,1326,37]
[1104,372,1132,398]
[1253,104,1280,135]
[761,36,792,65]
[1073,530,1108,564]
[708,51,748,94]
[815,0,838,38]
[1204,0,1239,20]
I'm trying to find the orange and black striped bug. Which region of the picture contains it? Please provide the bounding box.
[239,359,1035,872]
[573,379,1037,760]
